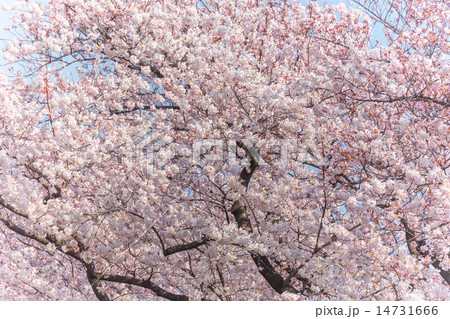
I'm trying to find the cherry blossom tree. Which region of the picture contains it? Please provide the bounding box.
[0,0,448,300]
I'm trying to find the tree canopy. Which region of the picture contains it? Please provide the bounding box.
[0,0,448,300]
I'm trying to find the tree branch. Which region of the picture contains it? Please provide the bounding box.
[153,226,210,256]
[236,140,260,189]
[0,196,30,219]
[85,263,111,301]
[92,273,189,301]
[231,200,251,230]
[0,216,48,246]
[231,142,298,294]
[164,238,210,256]
[401,218,450,285]
[352,95,449,108]
[0,209,109,300]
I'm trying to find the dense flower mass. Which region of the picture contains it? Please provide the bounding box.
[0,0,448,300]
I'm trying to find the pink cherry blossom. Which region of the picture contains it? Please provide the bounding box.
[0,0,448,300]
